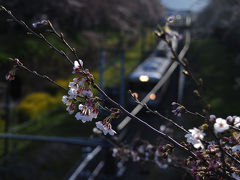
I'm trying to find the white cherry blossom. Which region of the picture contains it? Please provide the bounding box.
[95,121,116,136]
[214,118,229,133]
[62,95,72,106]
[234,117,240,128]
[75,112,92,123]
[68,87,78,99]
[185,133,204,149]
[75,104,98,123]
[185,128,205,149]
[72,60,83,74]
[189,128,205,140]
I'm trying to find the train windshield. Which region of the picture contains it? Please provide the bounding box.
[128,81,157,92]
[143,65,158,71]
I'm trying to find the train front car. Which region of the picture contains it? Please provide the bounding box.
[127,39,178,109]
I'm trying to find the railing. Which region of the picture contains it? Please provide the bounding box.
[0,134,109,147]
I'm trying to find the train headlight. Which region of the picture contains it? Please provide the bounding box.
[139,75,149,82]
[149,93,156,100]
[132,92,138,99]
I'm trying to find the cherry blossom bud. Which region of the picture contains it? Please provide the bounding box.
[5,69,15,81]
[209,115,216,122]
[112,148,118,157]
[167,16,175,23]
[226,116,234,124]
[32,20,48,28]
[158,146,163,152]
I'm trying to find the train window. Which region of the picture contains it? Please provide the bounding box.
[155,50,167,57]
[143,65,157,71]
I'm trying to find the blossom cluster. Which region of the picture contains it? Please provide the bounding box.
[171,102,185,117]
[212,115,240,134]
[112,141,174,169]
[185,140,240,180]
[62,60,117,135]
[183,115,240,179]
[96,120,116,136]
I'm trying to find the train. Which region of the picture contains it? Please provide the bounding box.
[127,36,179,108]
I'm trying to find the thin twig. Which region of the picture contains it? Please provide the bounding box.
[47,21,79,61]
[230,125,240,132]
[162,35,209,113]
[133,97,189,134]
[93,83,197,159]
[1,6,73,66]
[9,58,67,91]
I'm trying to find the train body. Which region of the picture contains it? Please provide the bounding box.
[127,37,178,108]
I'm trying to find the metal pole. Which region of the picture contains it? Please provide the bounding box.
[120,50,125,106]
[177,65,185,103]
[3,83,10,180]
[99,49,104,90]
[177,30,191,103]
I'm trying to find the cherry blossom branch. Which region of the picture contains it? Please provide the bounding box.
[184,108,206,119]
[47,21,79,61]
[171,103,240,166]
[129,92,240,170]
[224,149,240,165]
[155,29,240,173]
[93,83,197,159]
[130,93,189,134]
[155,30,209,113]
[230,125,240,132]
[8,58,67,91]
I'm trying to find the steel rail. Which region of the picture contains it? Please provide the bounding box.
[87,161,105,180]
[68,146,102,180]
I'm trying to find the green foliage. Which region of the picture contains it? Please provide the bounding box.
[17,92,59,120]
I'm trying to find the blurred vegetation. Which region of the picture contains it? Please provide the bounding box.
[189,38,240,117]
[189,0,240,117]
[17,92,59,120]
